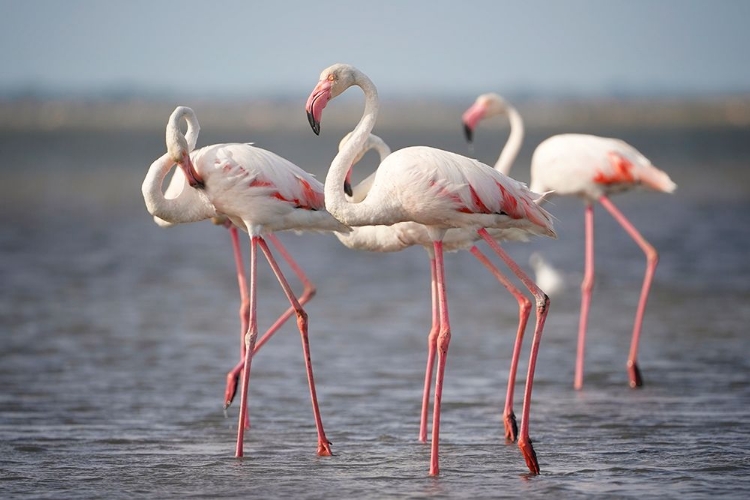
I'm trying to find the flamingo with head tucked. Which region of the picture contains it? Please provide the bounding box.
[142,106,345,458]
[463,95,676,389]
[306,63,556,476]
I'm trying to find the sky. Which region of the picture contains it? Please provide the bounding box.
[1,0,749,99]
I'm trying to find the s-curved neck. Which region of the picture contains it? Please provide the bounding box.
[166,106,200,157]
[144,105,213,223]
[142,152,216,224]
[349,135,391,203]
[493,104,524,176]
[324,71,383,226]
[184,113,199,152]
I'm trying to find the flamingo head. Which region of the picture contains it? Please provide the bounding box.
[461,92,508,143]
[306,63,358,135]
[167,106,205,188]
[175,150,204,189]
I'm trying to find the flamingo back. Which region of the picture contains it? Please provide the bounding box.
[373,146,554,237]
[530,134,676,199]
[190,143,346,233]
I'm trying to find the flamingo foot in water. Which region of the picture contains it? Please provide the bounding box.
[518,437,540,475]
[317,439,333,457]
[224,368,251,429]
[627,360,644,388]
[224,371,240,409]
[504,412,518,443]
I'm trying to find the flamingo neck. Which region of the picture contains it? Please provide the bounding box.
[348,136,391,203]
[183,112,200,151]
[324,71,382,226]
[141,152,215,224]
[492,105,524,176]
[166,107,200,158]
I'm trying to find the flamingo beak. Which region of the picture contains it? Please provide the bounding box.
[307,109,320,136]
[461,102,486,144]
[463,123,474,143]
[179,152,204,188]
[344,167,353,197]
[306,79,333,136]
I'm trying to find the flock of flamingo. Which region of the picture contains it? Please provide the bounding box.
[141,63,676,476]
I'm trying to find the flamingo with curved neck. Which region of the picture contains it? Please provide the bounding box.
[143,106,343,459]
[464,94,677,390]
[142,108,214,225]
[143,109,320,422]
[307,63,556,476]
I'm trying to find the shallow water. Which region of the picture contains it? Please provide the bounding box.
[1,124,749,498]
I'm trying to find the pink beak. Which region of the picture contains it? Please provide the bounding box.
[461,102,487,143]
[179,151,204,188]
[344,167,353,197]
[306,79,333,135]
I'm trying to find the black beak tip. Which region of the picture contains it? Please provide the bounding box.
[307,111,321,136]
[344,180,353,197]
[463,123,474,143]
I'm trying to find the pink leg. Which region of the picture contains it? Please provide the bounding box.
[229,226,250,357]
[469,245,531,443]
[255,234,317,353]
[429,240,451,476]
[575,203,595,390]
[419,254,439,443]
[599,195,656,388]
[235,235,259,458]
[478,229,546,475]
[257,238,332,457]
[224,233,317,409]
[225,226,251,429]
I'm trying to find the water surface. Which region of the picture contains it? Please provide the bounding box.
[1,124,749,498]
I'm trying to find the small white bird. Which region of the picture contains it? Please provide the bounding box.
[528,252,565,297]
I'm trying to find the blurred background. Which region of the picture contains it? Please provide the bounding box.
[2,0,749,203]
[1,1,749,497]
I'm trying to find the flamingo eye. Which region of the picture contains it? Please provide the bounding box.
[327,74,335,82]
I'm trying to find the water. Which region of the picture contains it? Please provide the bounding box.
[1,122,750,498]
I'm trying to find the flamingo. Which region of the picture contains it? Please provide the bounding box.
[142,106,346,458]
[338,112,539,446]
[463,96,676,388]
[306,63,556,476]
[148,113,318,424]
[529,134,676,389]
[154,171,317,424]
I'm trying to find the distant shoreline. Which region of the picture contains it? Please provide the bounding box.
[1,95,749,132]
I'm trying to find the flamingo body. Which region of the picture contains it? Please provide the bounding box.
[339,135,534,253]
[335,145,554,237]
[530,134,676,199]
[189,144,345,234]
